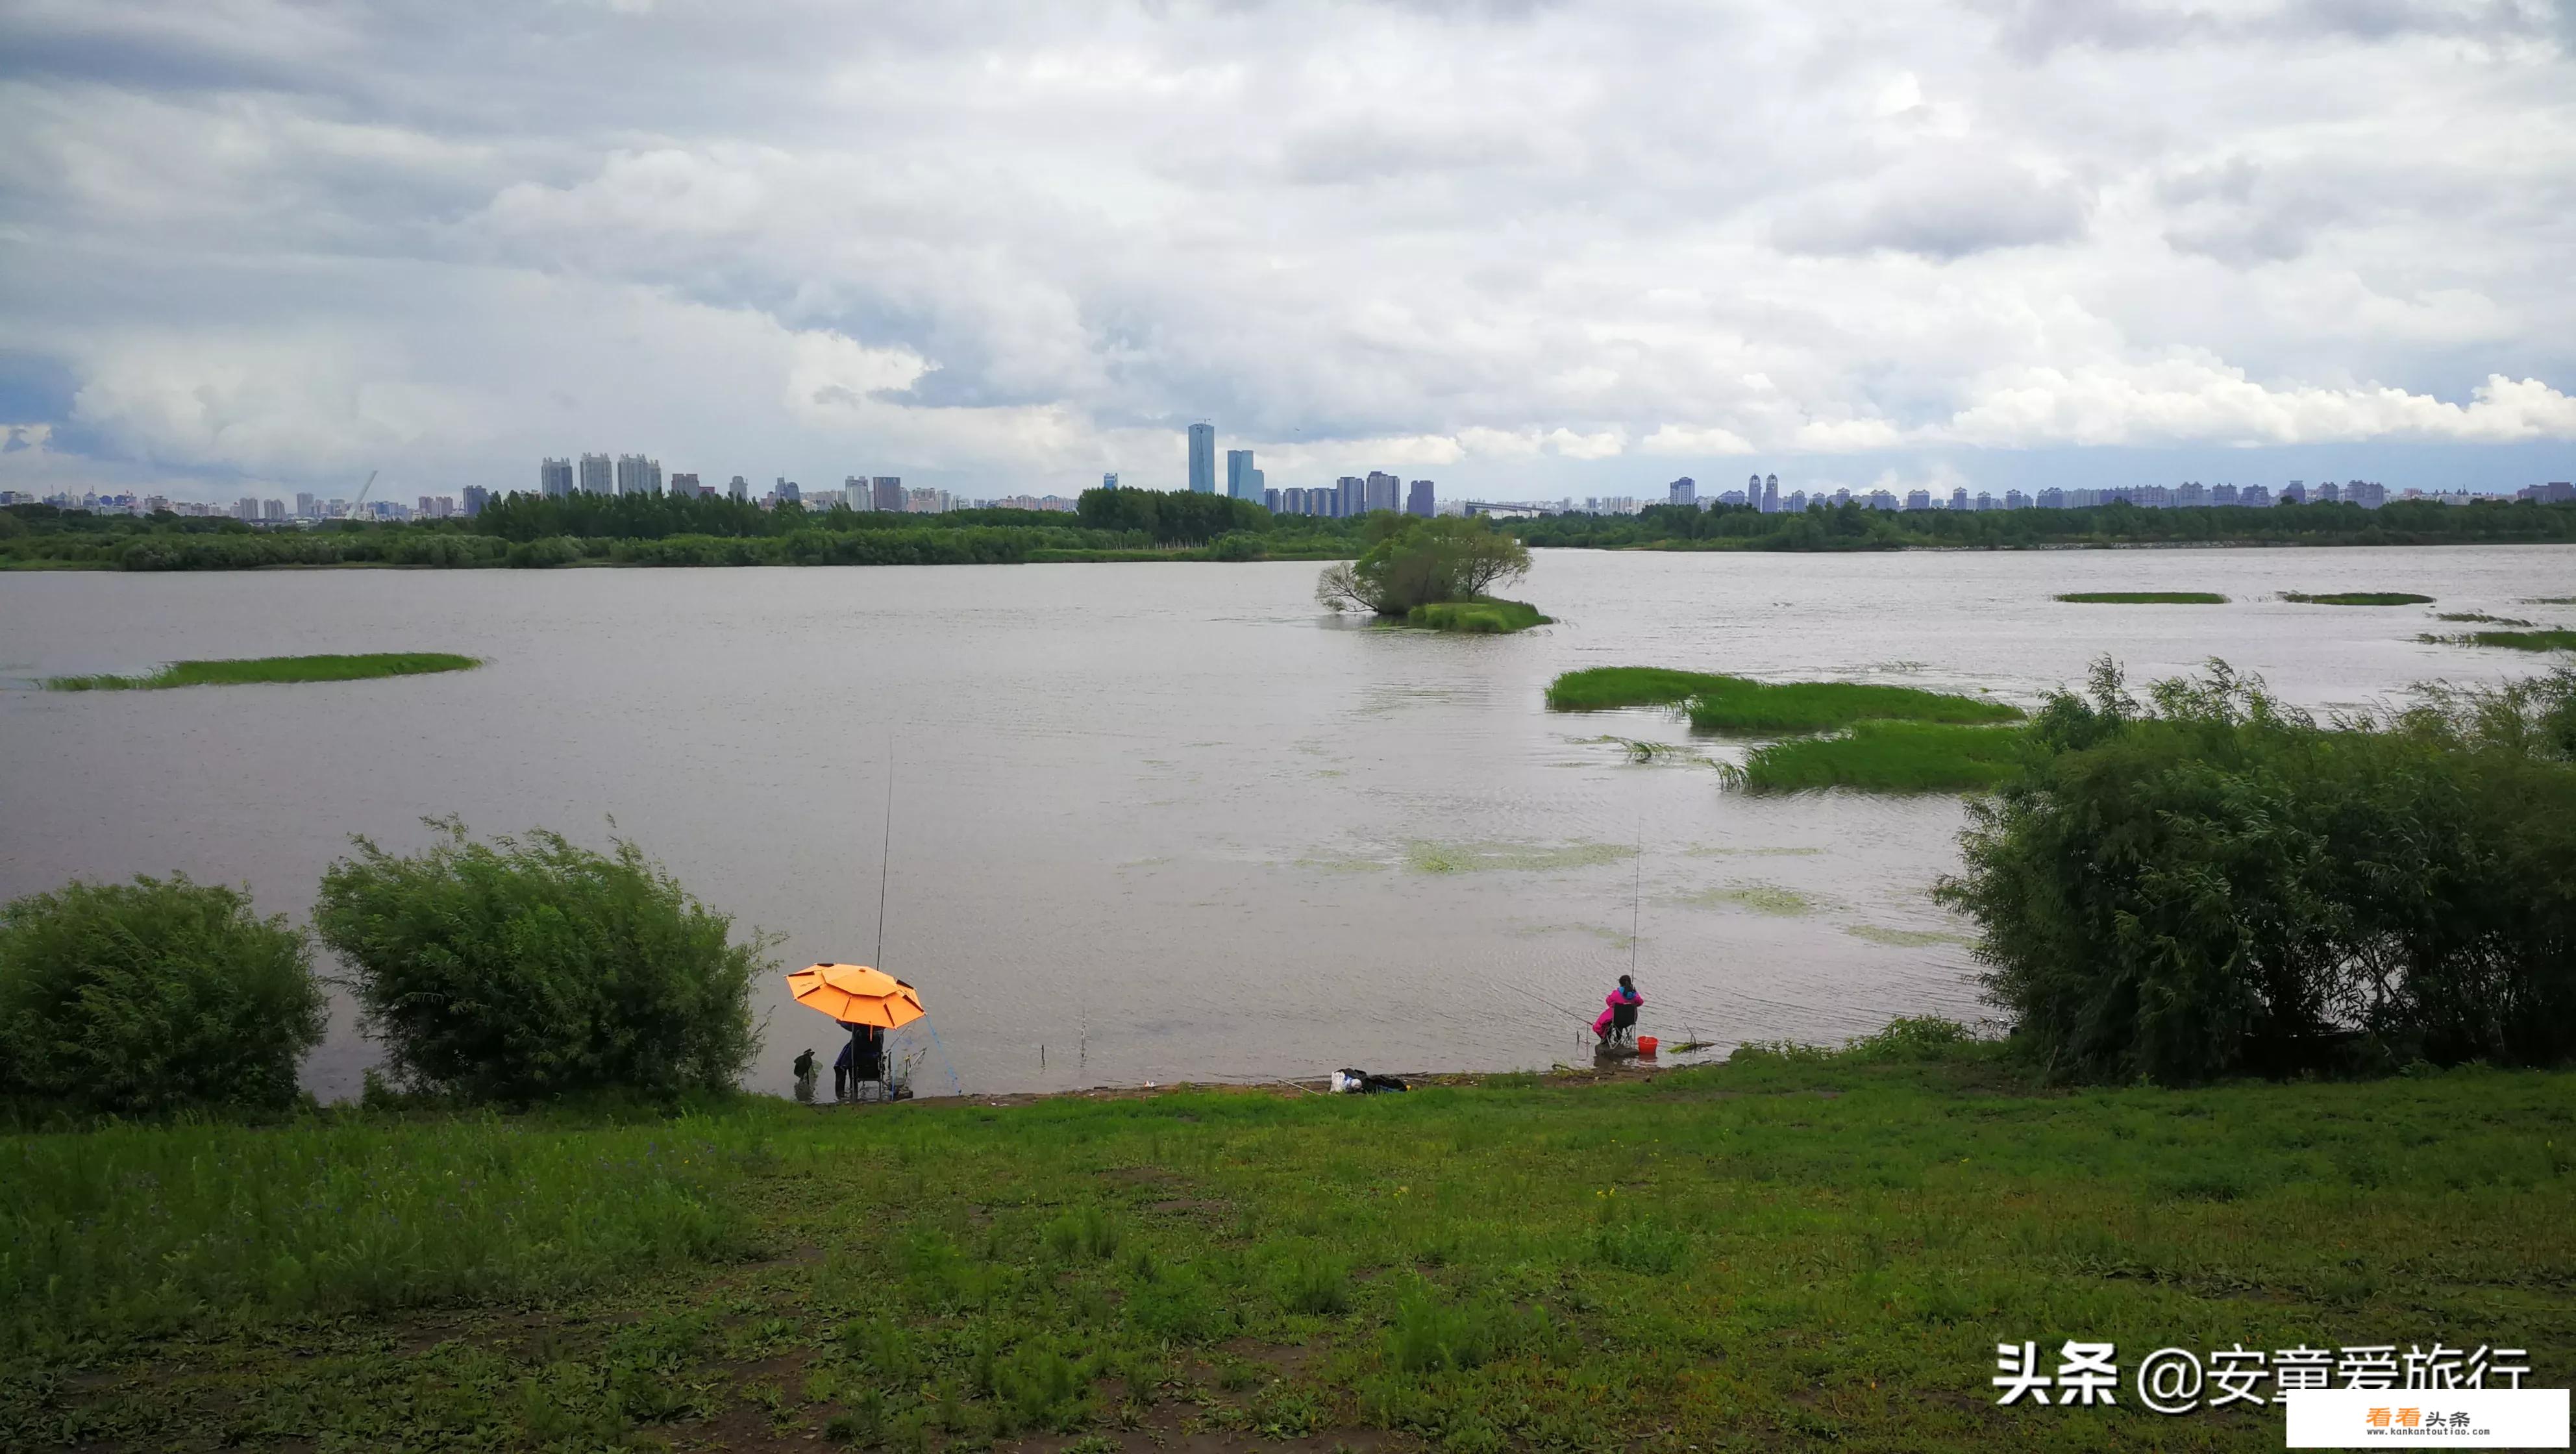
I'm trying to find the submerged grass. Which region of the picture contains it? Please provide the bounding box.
[1404,598,1550,634]
[1403,839,1635,873]
[10,1047,2573,1453]
[2280,591,2434,606]
[1729,721,2031,793]
[43,652,480,691]
[2436,611,2538,626]
[2419,629,2576,653]
[2054,591,2228,604]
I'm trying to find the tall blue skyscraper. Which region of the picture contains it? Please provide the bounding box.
[1226,449,1256,500]
[1187,423,1216,494]
[1407,480,1435,517]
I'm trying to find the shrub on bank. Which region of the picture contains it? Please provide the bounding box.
[0,875,325,1115]
[1940,660,2576,1083]
[314,820,769,1102]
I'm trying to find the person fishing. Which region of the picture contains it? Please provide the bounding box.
[1592,974,1644,1045]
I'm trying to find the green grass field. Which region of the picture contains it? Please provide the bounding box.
[1731,722,2029,793]
[2053,591,2228,604]
[2420,630,2576,653]
[42,652,481,691]
[2280,591,2434,606]
[1546,668,2022,735]
[1405,598,1551,634]
[10,1035,2568,1453]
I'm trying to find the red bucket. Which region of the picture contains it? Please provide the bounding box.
[1637,1035,1659,1057]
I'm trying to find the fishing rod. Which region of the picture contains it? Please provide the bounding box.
[1503,979,1592,1026]
[873,730,894,972]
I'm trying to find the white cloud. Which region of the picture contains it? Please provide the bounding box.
[0,0,2568,499]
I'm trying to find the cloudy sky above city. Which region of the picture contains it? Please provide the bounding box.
[3,0,2573,504]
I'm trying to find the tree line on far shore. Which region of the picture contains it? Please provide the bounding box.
[1510,496,2576,552]
[8,492,2571,572]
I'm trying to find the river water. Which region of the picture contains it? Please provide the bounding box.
[3,545,2570,1098]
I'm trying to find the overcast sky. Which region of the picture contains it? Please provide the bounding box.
[3,0,2572,504]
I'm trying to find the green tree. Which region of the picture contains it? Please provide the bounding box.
[314,820,769,1102]
[1315,515,1533,615]
[0,875,325,1114]
[1938,661,2576,1083]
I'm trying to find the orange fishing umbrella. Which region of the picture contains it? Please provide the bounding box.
[786,963,926,1029]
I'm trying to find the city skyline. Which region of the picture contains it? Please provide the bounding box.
[1,4,2570,510]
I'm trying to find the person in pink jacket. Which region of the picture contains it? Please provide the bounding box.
[1592,974,1644,1043]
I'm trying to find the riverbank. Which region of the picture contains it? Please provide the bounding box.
[10,1034,2568,1453]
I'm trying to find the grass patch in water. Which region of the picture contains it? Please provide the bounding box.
[2053,591,2227,604]
[1403,598,1550,634]
[1676,883,1819,916]
[2280,591,2433,606]
[1546,667,1731,711]
[1844,924,1975,948]
[2418,630,2576,653]
[1546,669,2021,734]
[1405,840,1636,874]
[2435,612,2536,626]
[1726,722,2031,793]
[43,652,480,691]
[2523,597,2576,604]
[1688,680,2022,734]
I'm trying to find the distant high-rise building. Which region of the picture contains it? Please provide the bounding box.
[2317,480,2342,504]
[1250,467,1265,501]
[2283,480,2307,504]
[872,476,903,512]
[462,486,490,517]
[1668,476,1697,508]
[541,458,573,497]
[1948,486,1968,511]
[906,487,945,514]
[235,497,260,521]
[1763,476,1781,513]
[728,474,750,502]
[2347,480,2387,508]
[2242,484,2273,507]
[1335,476,1365,518]
[1905,490,1931,511]
[617,454,663,495]
[1362,471,1397,513]
[774,477,800,506]
[2212,483,2238,506]
[1187,422,1216,494]
[577,454,612,494]
[671,472,700,497]
[1407,480,1435,517]
[294,492,316,518]
[262,499,286,522]
[2037,487,2066,508]
[1102,472,1119,491]
[1226,449,1257,502]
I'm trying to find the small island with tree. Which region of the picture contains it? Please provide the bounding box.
[1315,515,1550,633]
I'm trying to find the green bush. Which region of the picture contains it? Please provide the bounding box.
[1317,515,1531,617]
[1940,661,2576,1083]
[313,820,769,1102]
[0,875,323,1115]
